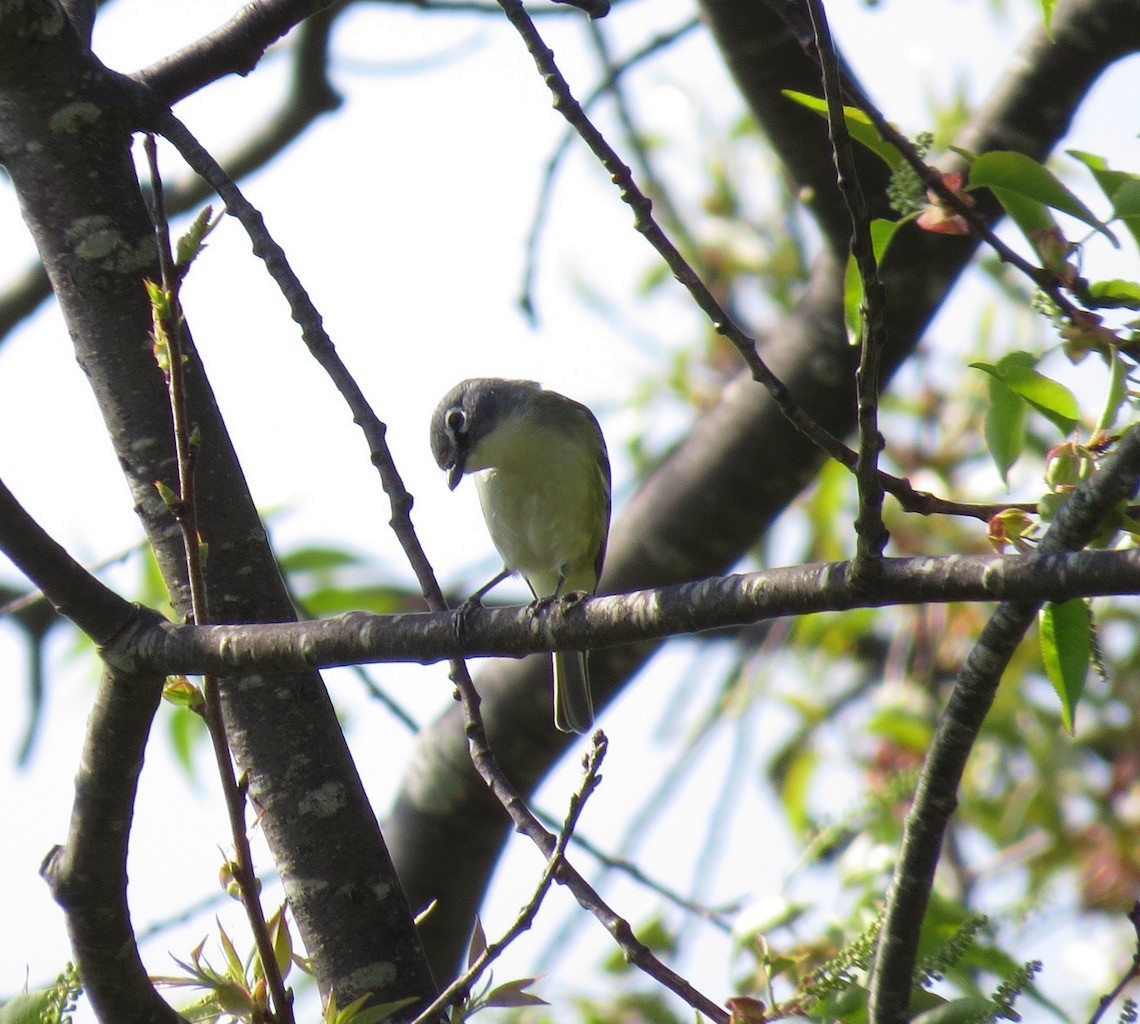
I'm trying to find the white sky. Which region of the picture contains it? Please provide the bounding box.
[2,0,1140,1020]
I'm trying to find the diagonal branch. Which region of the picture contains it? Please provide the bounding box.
[0,477,135,644]
[868,426,1140,1024]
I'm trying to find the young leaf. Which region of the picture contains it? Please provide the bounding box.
[0,991,54,1024]
[845,218,907,341]
[467,916,488,967]
[909,995,999,1024]
[781,91,904,170]
[482,977,549,1009]
[983,371,1028,483]
[1087,278,1140,310]
[1039,600,1092,734]
[968,151,1115,243]
[175,206,222,270]
[969,356,1079,436]
[1069,151,1140,249]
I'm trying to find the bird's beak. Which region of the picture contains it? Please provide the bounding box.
[447,454,466,491]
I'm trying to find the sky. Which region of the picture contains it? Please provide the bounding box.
[2,0,1140,1020]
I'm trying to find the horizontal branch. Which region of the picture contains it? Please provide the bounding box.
[106,547,1140,676]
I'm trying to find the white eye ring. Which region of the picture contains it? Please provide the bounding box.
[446,407,468,435]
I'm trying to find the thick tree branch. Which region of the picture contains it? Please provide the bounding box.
[40,663,183,1024]
[93,546,1140,676]
[868,426,1140,1024]
[134,0,340,103]
[0,5,435,1012]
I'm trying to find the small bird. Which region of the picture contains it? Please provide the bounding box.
[430,378,611,734]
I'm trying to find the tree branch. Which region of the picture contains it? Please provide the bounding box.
[40,663,183,1024]
[0,10,435,1011]
[96,546,1140,676]
[868,426,1140,1024]
[134,0,341,104]
[0,476,135,644]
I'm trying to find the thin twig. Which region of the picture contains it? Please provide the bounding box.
[409,736,609,1024]
[803,0,888,581]
[144,135,295,1024]
[585,20,698,262]
[453,676,729,1022]
[1087,902,1140,1024]
[520,16,698,320]
[531,807,735,931]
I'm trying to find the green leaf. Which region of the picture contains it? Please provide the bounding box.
[845,217,907,341]
[168,703,207,778]
[910,995,998,1024]
[1040,600,1092,734]
[969,356,1079,435]
[987,185,1057,254]
[969,151,1115,243]
[1096,347,1129,433]
[781,91,904,170]
[1069,150,1140,250]
[983,368,1029,484]
[325,994,418,1024]
[866,707,935,752]
[278,546,365,574]
[1111,178,1140,251]
[1087,278,1140,310]
[0,992,54,1024]
[778,744,818,836]
[1038,0,1058,35]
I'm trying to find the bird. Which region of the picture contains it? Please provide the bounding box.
[430,378,611,734]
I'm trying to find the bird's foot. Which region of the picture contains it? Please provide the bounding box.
[452,594,485,639]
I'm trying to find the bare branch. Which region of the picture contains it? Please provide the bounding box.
[99,545,1140,677]
[869,425,1140,1024]
[0,476,135,644]
[410,736,609,1024]
[801,0,888,582]
[134,0,341,104]
[40,663,183,1024]
[1087,902,1140,1024]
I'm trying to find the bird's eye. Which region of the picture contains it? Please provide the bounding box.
[446,407,468,434]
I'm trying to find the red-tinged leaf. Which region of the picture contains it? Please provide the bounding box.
[1040,599,1092,734]
[467,917,488,967]
[482,978,549,1009]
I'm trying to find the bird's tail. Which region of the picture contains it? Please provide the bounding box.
[553,651,594,734]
